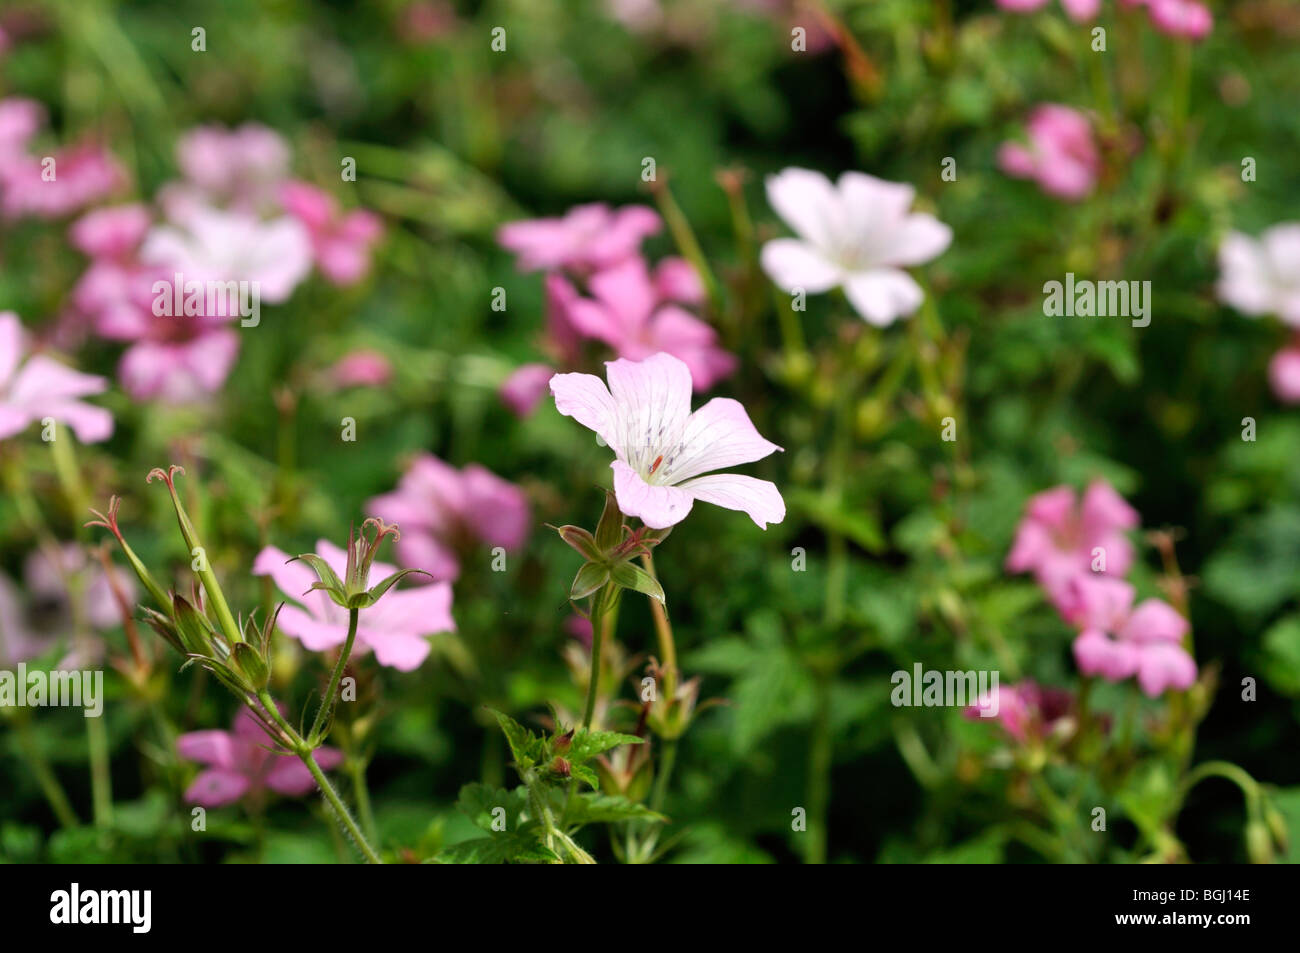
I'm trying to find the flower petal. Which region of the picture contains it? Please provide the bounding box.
[759,239,842,293]
[611,459,694,529]
[843,268,924,326]
[678,473,785,529]
[604,353,693,469]
[549,370,622,455]
[660,397,782,483]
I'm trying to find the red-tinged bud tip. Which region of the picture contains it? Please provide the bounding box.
[146,464,186,491]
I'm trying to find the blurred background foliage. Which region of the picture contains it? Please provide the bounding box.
[1,0,1299,863]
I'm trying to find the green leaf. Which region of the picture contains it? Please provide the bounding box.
[456,782,527,832]
[561,791,665,825]
[567,728,644,765]
[488,708,542,771]
[788,489,886,553]
[569,763,599,790]
[433,826,557,864]
[609,561,665,604]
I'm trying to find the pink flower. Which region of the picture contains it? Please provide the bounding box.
[0,572,47,665]
[998,105,1100,201]
[1067,576,1197,697]
[996,0,1101,21]
[280,181,383,286]
[25,543,134,632]
[175,123,290,211]
[565,257,736,390]
[760,168,952,326]
[1005,480,1138,614]
[0,311,113,443]
[177,706,343,807]
[500,362,556,417]
[367,455,531,582]
[1217,224,1300,326]
[0,98,44,158]
[331,349,392,389]
[1268,347,1300,404]
[70,204,152,259]
[141,205,313,305]
[1134,0,1212,40]
[498,202,661,273]
[1,142,124,220]
[253,539,455,671]
[549,352,785,529]
[116,324,240,404]
[963,680,1074,742]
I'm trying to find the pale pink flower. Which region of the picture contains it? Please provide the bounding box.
[998,104,1100,201]
[995,0,1100,22]
[0,311,113,443]
[175,123,290,211]
[565,257,736,390]
[177,706,342,807]
[253,539,455,671]
[498,202,661,273]
[963,680,1074,742]
[0,572,45,665]
[550,352,785,529]
[760,168,951,326]
[331,349,392,389]
[367,456,531,582]
[1268,347,1300,404]
[1006,480,1138,615]
[115,324,240,404]
[1130,0,1212,40]
[0,97,43,158]
[280,181,383,285]
[500,362,556,417]
[1068,576,1197,697]
[25,543,134,632]
[141,204,312,305]
[1217,224,1300,326]
[2,142,123,220]
[69,205,161,345]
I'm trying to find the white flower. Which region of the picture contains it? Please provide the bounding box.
[1217,224,1300,326]
[760,168,952,326]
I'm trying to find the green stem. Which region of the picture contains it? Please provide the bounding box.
[302,749,382,864]
[580,587,612,732]
[256,690,382,864]
[349,758,379,845]
[14,718,79,829]
[309,608,358,745]
[804,675,832,864]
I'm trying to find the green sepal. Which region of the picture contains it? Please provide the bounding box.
[570,562,610,601]
[609,561,665,605]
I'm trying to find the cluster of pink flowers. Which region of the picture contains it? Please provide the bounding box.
[998,105,1101,202]
[497,202,736,416]
[0,543,133,668]
[995,0,1212,40]
[964,680,1075,743]
[254,454,530,671]
[0,98,123,220]
[1006,480,1196,697]
[64,122,383,403]
[1216,223,1300,404]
